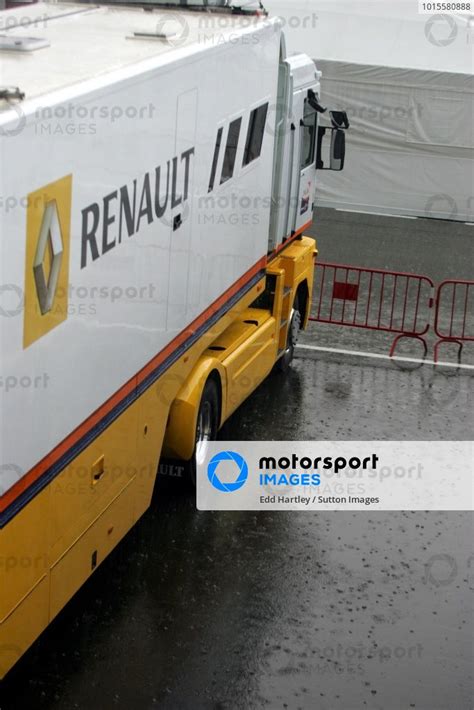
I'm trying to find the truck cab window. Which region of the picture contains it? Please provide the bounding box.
[300,99,318,170]
[243,103,268,166]
[221,117,242,183]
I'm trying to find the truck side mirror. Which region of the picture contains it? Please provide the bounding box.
[316,109,349,171]
[316,126,346,171]
[329,128,345,171]
[329,110,349,130]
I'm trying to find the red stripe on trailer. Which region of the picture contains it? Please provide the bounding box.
[0,255,267,514]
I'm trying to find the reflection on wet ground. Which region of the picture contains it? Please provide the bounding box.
[2,354,472,710]
[2,210,473,709]
[223,351,473,441]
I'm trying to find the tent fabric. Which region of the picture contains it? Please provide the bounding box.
[267,0,473,73]
[266,0,474,221]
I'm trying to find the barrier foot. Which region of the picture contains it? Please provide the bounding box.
[433,338,463,365]
[389,334,428,360]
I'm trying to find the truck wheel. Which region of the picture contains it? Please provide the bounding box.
[189,377,220,487]
[278,295,301,372]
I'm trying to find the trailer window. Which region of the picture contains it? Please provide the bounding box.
[243,103,268,166]
[220,118,242,184]
[208,127,223,192]
[301,99,318,169]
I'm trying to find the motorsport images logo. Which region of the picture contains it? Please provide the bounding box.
[208,451,249,492]
[200,442,472,512]
[23,175,72,348]
[207,450,329,493]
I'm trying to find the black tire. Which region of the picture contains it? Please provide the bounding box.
[277,294,301,373]
[189,378,220,487]
[157,378,220,491]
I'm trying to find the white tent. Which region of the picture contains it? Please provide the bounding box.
[266,0,474,221]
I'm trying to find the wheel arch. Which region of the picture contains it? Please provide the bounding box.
[295,278,310,328]
[162,357,225,461]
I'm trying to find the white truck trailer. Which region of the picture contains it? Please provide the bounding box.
[0,0,347,677]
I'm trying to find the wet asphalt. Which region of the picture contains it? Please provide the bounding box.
[1,209,473,710]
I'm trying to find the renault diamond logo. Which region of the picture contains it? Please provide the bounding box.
[23,175,72,348]
[33,201,64,315]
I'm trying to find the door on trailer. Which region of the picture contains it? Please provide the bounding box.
[287,89,318,236]
[166,88,198,332]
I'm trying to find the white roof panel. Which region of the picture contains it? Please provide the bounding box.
[0,3,275,100]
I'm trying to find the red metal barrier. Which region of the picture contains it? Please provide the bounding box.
[309,261,435,357]
[434,280,474,362]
